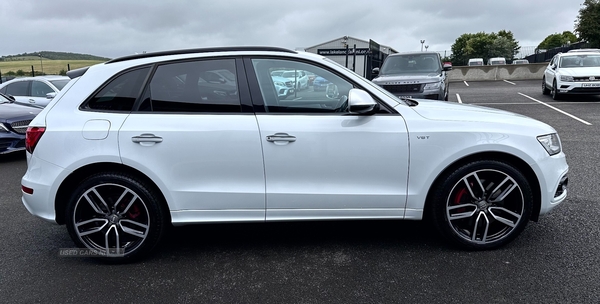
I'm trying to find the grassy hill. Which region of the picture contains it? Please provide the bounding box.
[1,51,110,61]
[0,51,110,76]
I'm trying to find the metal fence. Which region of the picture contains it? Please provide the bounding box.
[524,42,597,63]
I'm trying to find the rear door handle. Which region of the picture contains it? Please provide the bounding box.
[29,99,35,103]
[266,133,296,143]
[132,134,163,143]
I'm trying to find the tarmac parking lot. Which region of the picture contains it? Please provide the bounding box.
[1,79,599,303]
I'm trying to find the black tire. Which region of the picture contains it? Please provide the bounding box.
[551,80,560,100]
[66,172,167,262]
[542,77,550,95]
[429,160,533,250]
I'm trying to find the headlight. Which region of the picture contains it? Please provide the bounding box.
[537,133,561,155]
[274,82,285,87]
[560,75,574,82]
[0,123,9,133]
[424,82,441,90]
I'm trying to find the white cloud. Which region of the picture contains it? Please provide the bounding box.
[0,0,582,58]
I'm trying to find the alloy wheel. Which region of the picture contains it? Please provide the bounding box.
[445,169,524,244]
[72,183,151,257]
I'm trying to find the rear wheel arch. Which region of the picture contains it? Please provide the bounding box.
[423,152,542,223]
[55,163,171,225]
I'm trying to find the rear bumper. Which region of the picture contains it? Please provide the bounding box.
[21,153,65,224]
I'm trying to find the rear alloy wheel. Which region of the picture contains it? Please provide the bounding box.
[66,173,167,261]
[542,77,550,95]
[551,80,560,100]
[430,160,533,250]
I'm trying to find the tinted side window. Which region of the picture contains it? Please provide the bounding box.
[6,81,29,96]
[31,81,54,97]
[84,67,150,112]
[143,59,241,113]
[251,58,353,113]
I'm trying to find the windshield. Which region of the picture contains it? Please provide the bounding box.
[559,55,600,68]
[380,54,441,75]
[50,79,70,90]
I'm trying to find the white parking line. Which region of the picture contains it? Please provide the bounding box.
[463,81,469,87]
[517,92,592,125]
[456,93,463,103]
[503,80,516,85]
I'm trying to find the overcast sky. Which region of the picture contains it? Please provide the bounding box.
[0,0,583,59]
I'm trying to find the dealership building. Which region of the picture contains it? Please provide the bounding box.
[304,36,398,80]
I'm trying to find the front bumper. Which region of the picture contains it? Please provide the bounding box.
[557,81,600,95]
[0,133,26,154]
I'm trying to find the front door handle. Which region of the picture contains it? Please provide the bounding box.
[266,133,296,143]
[132,134,163,143]
[29,99,35,103]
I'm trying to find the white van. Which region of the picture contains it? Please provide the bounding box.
[468,58,484,66]
[488,57,506,65]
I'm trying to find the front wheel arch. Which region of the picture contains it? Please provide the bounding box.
[423,152,541,223]
[55,163,171,225]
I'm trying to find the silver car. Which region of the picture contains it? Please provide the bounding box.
[371,52,450,101]
[0,76,70,108]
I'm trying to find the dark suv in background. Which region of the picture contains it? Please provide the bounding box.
[372,51,451,101]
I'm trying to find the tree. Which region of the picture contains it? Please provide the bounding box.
[575,0,600,47]
[450,30,520,65]
[537,31,579,50]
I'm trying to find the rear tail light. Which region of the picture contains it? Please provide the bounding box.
[26,127,46,153]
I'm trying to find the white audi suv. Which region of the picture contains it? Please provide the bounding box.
[21,47,569,261]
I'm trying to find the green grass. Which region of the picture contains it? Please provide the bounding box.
[0,59,106,75]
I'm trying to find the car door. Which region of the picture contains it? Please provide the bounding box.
[118,58,266,223]
[246,57,409,221]
[545,56,558,87]
[29,80,55,107]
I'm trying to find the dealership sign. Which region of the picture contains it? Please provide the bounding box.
[317,48,370,55]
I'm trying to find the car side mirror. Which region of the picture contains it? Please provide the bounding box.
[348,88,379,115]
[372,67,380,75]
[46,92,57,99]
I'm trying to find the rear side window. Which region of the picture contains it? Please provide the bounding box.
[84,67,150,112]
[5,81,29,96]
[139,59,241,113]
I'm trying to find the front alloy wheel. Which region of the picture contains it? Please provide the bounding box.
[430,161,533,249]
[542,77,550,95]
[551,80,560,100]
[66,173,166,261]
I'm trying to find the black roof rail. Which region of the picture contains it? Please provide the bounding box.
[106,46,296,64]
[66,66,90,79]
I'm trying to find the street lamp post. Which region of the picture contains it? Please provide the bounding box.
[425,45,429,51]
[39,53,43,74]
[420,40,425,52]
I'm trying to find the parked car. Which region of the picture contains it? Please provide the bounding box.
[1,75,17,84]
[0,92,41,154]
[21,47,568,261]
[371,51,450,100]
[488,57,507,65]
[468,58,484,66]
[0,76,70,108]
[271,76,295,98]
[542,51,600,100]
[567,49,600,53]
[312,76,332,91]
[512,59,529,64]
[280,70,309,90]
